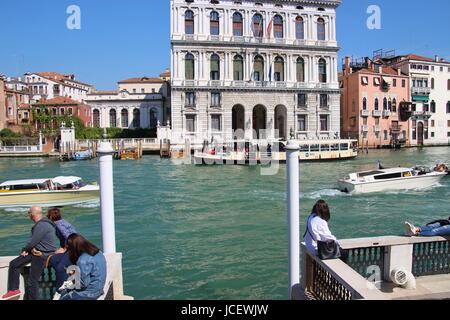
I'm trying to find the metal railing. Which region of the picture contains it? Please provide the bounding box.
[0,145,41,153]
[361,110,369,117]
[412,87,431,95]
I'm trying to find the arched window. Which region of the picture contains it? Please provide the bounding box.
[383,98,388,110]
[296,57,305,82]
[109,109,117,128]
[295,16,305,40]
[185,10,194,35]
[132,109,140,128]
[121,109,128,128]
[253,55,264,81]
[93,109,100,128]
[388,99,392,111]
[273,15,283,39]
[150,109,158,128]
[210,54,220,80]
[318,58,327,83]
[274,56,284,81]
[317,17,326,41]
[363,98,367,110]
[233,55,244,81]
[252,14,264,38]
[374,98,379,110]
[447,101,450,114]
[185,53,195,80]
[210,11,220,35]
[232,12,243,36]
[392,98,397,113]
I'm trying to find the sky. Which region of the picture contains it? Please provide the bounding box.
[0,0,449,90]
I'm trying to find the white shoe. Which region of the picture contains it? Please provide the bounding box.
[404,221,418,236]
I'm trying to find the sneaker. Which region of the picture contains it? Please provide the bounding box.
[404,221,419,237]
[1,290,21,300]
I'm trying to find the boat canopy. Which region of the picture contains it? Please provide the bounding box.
[0,179,49,187]
[52,176,82,186]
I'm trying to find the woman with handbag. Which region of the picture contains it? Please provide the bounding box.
[304,200,341,260]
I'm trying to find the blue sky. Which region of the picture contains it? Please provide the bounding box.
[0,0,449,90]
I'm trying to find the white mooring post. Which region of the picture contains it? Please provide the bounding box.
[286,140,300,300]
[97,140,117,254]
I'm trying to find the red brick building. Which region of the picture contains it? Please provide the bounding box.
[32,96,92,130]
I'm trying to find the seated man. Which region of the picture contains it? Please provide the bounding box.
[404,218,450,237]
[1,206,58,300]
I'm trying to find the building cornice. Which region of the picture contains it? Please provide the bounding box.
[172,40,339,53]
[172,86,340,94]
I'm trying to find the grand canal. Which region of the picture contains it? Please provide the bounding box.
[0,147,449,299]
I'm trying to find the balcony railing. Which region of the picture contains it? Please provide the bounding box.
[413,111,433,118]
[391,124,402,132]
[412,87,431,95]
[361,110,369,117]
[374,125,381,132]
[301,236,450,300]
[373,110,382,117]
[383,110,391,118]
[361,125,369,132]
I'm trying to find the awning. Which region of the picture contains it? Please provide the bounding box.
[382,76,392,85]
[412,95,429,102]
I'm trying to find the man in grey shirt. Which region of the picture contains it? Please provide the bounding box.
[2,206,58,300]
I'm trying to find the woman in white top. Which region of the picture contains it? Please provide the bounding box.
[304,200,337,255]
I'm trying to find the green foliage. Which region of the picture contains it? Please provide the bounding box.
[0,129,23,138]
[76,128,156,139]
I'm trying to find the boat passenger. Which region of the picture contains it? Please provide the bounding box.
[404,218,450,237]
[46,208,77,289]
[303,200,338,256]
[1,206,58,300]
[59,234,107,300]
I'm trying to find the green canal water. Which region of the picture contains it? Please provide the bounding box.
[0,147,449,300]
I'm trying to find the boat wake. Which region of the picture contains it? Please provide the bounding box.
[302,189,348,200]
[73,200,100,209]
[1,207,28,213]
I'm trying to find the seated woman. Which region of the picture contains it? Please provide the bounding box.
[47,208,77,289]
[59,234,107,300]
[303,200,338,255]
[405,218,450,237]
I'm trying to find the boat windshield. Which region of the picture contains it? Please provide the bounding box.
[358,171,384,177]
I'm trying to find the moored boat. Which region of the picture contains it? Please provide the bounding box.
[194,139,358,165]
[0,176,99,208]
[338,167,446,194]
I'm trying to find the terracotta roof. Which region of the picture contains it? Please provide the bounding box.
[32,96,83,106]
[404,54,435,62]
[118,77,165,84]
[19,103,31,110]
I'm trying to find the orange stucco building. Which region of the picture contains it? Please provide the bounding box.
[340,57,412,148]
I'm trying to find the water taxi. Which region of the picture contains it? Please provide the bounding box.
[194,139,358,165]
[0,176,99,208]
[338,167,446,194]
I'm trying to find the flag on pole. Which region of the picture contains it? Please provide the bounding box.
[267,16,273,39]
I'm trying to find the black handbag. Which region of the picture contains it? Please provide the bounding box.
[317,240,342,260]
[304,215,342,260]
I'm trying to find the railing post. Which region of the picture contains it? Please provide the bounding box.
[286,140,300,300]
[97,141,117,254]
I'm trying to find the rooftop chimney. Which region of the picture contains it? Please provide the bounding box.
[435,55,439,62]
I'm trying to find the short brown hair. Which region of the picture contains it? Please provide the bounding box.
[312,200,331,222]
[47,208,62,222]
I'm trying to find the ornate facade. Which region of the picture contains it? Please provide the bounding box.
[170,0,341,146]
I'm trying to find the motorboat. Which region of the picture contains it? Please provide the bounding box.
[0,176,99,208]
[73,150,93,161]
[338,167,446,194]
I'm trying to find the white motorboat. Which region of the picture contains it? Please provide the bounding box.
[0,176,99,208]
[338,167,446,194]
